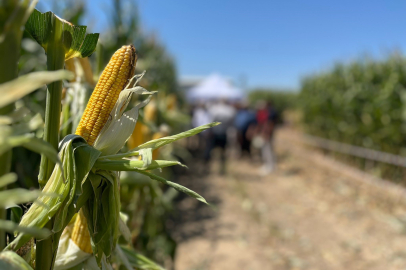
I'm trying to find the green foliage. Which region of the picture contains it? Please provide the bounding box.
[118,245,165,270]
[300,54,406,179]
[0,1,200,268]
[25,9,99,60]
[248,89,298,113]
[7,135,101,252]
[0,251,34,270]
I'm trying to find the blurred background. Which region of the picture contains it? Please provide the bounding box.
[17,0,406,269]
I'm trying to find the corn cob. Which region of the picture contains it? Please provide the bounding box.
[152,132,164,160]
[127,121,144,149]
[166,94,177,111]
[71,209,93,254]
[72,45,136,253]
[143,99,157,123]
[75,45,137,145]
[141,99,157,141]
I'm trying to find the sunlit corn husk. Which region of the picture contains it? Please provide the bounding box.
[54,214,92,270]
[54,238,92,270]
[92,84,154,156]
[7,138,80,252]
[19,165,67,228]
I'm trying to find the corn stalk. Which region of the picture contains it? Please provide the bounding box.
[23,9,98,269]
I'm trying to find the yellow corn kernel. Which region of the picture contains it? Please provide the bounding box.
[166,94,177,111]
[141,124,151,142]
[71,210,93,254]
[152,132,164,160]
[127,121,144,149]
[143,99,157,122]
[75,45,137,145]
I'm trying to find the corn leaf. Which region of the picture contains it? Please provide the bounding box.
[134,122,220,151]
[0,0,37,85]
[0,133,62,178]
[136,170,208,205]
[0,173,17,188]
[0,220,50,239]
[119,245,165,270]
[93,159,185,171]
[0,70,73,108]
[11,113,43,135]
[118,213,131,244]
[25,9,99,60]
[20,136,61,169]
[100,122,220,160]
[0,189,41,208]
[0,251,34,270]
[6,205,23,224]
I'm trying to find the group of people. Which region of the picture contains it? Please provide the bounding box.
[191,99,278,175]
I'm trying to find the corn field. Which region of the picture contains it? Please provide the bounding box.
[0,1,216,269]
[300,54,406,181]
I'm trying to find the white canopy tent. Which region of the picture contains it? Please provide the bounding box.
[187,74,244,102]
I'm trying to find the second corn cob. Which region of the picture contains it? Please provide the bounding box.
[71,210,93,254]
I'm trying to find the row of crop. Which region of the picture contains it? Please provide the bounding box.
[299,55,406,179]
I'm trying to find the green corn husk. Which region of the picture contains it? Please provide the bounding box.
[6,135,100,251]
[0,250,34,270]
[82,170,120,265]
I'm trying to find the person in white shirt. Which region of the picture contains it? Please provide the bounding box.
[205,99,236,174]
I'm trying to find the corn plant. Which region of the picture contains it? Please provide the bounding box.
[0,4,218,270]
[0,2,77,266]
[300,55,406,180]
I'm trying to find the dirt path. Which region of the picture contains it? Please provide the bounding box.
[172,128,406,270]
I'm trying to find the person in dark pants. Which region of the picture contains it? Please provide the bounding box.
[205,100,236,174]
[234,102,257,158]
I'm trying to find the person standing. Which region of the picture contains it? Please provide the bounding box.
[255,101,278,175]
[206,99,236,174]
[192,102,212,156]
[234,102,256,158]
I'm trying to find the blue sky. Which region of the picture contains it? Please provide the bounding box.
[41,0,406,90]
